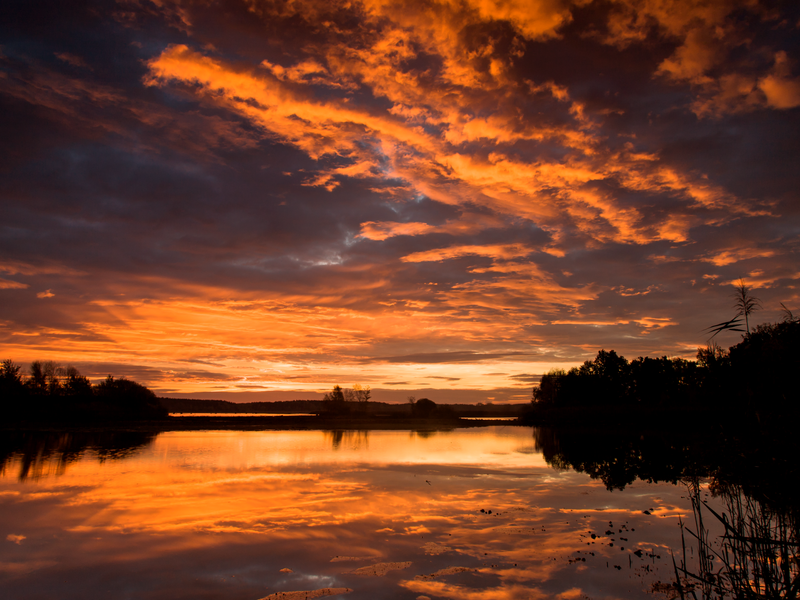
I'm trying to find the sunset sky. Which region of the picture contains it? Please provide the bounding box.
[1,0,799,403]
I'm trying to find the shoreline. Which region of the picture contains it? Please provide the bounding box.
[1,414,524,433]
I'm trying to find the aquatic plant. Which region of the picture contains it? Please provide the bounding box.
[673,481,799,599]
[733,279,762,336]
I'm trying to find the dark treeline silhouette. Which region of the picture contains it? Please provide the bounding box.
[528,316,799,423]
[162,398,326,413]
[319,385,459,420]
[321,384,371,415]
[1,360,167,422]
[161,396,527,418]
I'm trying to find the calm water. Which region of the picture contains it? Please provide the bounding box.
[0,427,714,599]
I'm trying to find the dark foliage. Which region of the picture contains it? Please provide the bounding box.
[728,319,800,408]
[529,318,799,420]
[412,398,437,418]
[1,361,167,422]
[322,384,350,415]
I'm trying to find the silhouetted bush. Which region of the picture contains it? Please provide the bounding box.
[92,376,168,420]
[412,398,437,418]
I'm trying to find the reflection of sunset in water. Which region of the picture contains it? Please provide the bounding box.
[1,428,699,599]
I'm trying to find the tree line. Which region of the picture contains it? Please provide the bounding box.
[1,360,167,421]
[532,313,799,416]
[321,384,372,414]
[321,386,457,419]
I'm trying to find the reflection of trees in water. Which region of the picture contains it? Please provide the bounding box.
[531,426,799,599]
[0,431,158,481]
[531,426,713,490]
[531,425,797,504]
[324,429,369,450]
[675,481,799,599]
[409,429,438,440]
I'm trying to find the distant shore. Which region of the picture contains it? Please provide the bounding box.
[2,413,523,433]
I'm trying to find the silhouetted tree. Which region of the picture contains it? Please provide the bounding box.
[352,384,371,403]
[532,369,565,404]
[1,359,26,419]
[322,384,349,415]
[27,360,48,396]
[1,359,23,391]
[93,375,167,419]
[63,366,92,397]
[412,398,437,418]
[727,318,799,410]
[629,356,699,406]
[565,349,632,405]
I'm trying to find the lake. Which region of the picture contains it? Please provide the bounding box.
[0,425,787,599]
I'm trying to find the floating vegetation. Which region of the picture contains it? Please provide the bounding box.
[349,562,412,577]
[415,566,477,581]
[257,588,352,600]
[421,541,452,555]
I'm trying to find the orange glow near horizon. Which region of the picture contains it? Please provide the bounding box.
[1,0,798,400]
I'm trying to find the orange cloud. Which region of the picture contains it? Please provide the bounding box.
[358,221,438,241]
[703,248,777,266]
[401,243,534,263]
[601,0,797,117]
[758,52,800,109]
[0,278,28,290]
[145,28,764,253]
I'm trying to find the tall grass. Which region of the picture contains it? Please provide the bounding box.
[673,480,799,599]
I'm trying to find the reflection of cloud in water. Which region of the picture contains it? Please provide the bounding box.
[0,428,700,599]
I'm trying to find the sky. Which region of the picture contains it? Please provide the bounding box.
[1,0,799,404]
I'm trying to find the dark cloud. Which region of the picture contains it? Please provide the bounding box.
[509,374,541,384]
[1,0,798,402]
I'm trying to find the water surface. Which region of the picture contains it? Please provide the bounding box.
[1,427,703,599]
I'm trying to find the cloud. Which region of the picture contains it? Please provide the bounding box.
[0,261,85,276]
[144,37,762,252]
[600,0,800,118]
[703,248,777,267]
[54,52,91,70]
[759,52,800,110]
[401,243,534,263]
[0,278,28,289]
[1,0,798,401]
[364,351,530,364]
[358,221,439,241]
